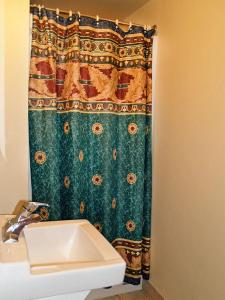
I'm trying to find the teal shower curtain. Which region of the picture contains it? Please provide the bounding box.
[29,7,154,284]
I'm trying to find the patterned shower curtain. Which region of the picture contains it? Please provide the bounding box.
[29,7,155,284]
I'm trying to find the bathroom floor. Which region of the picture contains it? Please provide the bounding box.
[101,282,154,300]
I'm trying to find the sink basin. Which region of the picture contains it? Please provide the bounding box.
[0,215,125,300]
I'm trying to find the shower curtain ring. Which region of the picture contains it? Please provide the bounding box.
[38,4,41,16]
[129,21,132,30]
[116,19,119,28]
[78,11,81,21]
[56,8,59,18]
[96,15,99,25]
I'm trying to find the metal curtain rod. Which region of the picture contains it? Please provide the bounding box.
[30,4,157,31]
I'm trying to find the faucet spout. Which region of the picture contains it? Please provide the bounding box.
[2,201,50,243]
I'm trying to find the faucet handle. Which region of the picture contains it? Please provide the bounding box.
[17,201,50,221]
[2,201,50,243]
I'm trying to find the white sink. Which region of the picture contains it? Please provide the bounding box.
[0,215,125,300]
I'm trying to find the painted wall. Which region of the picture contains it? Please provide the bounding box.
[30,0,149,20]
[0,0,30,213]
[127,1,225,299]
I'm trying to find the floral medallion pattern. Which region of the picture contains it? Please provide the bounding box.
[92,123,103,135]
[127,173,137,185]
[112,149,117,160]
[92,174,103,186]
[34,151,46,165]
[126,220,136,232]
[63,121,70,134]
[112,198,116,209]
[29,7,154,285]
[80,201,85,214]
[128,123,138,135]
[79,150,84,162]
[64,176,70,188]
[94,223,103,232]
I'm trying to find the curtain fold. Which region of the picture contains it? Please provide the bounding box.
[29,7,154,284]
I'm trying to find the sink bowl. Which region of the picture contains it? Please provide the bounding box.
[24,220,124,274]
[0,215,125,300]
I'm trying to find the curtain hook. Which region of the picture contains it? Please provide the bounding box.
[129,21,132,30]
[56,8,59,18]
[96,14,99,26]
[38,4,41,16]
[115,19,119,28]
[69,10,72,20]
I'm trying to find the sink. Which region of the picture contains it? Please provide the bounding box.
[0,215,125,300]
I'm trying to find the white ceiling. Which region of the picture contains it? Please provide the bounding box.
[30,0,150,20]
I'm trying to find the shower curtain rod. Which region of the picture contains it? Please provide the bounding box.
[30,4,157,32]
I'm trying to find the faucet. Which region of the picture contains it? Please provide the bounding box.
[2,201,50,243]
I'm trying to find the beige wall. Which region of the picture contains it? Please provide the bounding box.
[30,0,149,20]
[127,0,225,299]
[0,0,30,213]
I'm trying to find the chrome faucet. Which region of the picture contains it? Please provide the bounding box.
[2,201,50,243]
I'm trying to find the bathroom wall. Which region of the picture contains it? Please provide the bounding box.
[29,0,150,20]
[0,0,30,213]
[127,0,225,299]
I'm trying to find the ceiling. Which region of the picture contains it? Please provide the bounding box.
[30,0,150,20]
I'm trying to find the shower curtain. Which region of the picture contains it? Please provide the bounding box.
[29,7,154,284]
